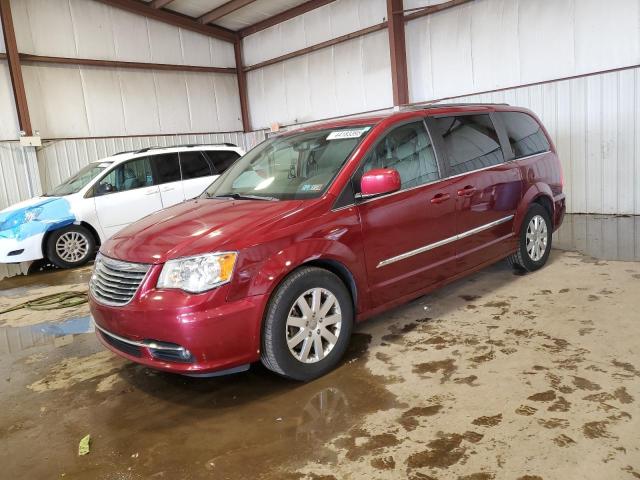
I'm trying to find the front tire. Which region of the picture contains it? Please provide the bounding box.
[45,225,95,269]
[261,267,354,381]
[507,203,552,272]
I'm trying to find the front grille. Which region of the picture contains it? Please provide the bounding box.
[100,330,142,357]
[90,254,150,306]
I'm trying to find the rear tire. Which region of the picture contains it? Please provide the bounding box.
[261,267,353,381]
[507,203,552,272]
[45,225,95,269]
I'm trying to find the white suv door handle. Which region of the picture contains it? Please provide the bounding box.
[161,186,175,192]
[145,189,159,196]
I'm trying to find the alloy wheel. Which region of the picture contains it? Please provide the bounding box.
[526,214,548,262]
[286,288,342,364]
[55,231,90,263]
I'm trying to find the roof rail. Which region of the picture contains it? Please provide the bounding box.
[400,102,510,111]
[172,142,238,148]
[131,143,238,154]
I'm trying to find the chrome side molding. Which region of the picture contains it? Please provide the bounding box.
[377,215,514,268]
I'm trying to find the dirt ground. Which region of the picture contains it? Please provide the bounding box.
[1,215,639,480]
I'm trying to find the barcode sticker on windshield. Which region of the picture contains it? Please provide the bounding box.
[327,128,368,140]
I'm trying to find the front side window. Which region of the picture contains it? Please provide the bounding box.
[357,121,439,191]
[204,126,371,201]
[46,162,112,196]
[435,114,504,176]
[180,152,213,180]
[498,111,550,158]
[151,153,181,184]
[95,157,153,195]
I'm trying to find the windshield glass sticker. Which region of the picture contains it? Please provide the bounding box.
[327,128,369,140]
[301,184,323,192]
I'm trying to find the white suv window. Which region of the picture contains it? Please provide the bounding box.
[96,157,154,195]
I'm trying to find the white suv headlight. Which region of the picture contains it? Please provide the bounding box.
[157,252,237,293]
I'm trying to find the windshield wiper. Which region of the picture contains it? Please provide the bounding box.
[207,193,278,201]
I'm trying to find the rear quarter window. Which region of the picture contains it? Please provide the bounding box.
[498,111,551,158]
[180,151,213,179]
[434,114,504,176]
[203,150,241,174]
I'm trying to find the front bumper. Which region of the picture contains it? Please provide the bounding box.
[90,280,269,375]
[0,233,44,263]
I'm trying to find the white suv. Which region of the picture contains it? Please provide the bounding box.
[0,144,244,269]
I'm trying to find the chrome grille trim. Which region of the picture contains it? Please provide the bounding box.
[90,254,150,307]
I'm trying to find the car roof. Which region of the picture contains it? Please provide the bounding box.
[89,143,243,164]
[277,103,526,136]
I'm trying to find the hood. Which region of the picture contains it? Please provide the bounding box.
[0,196,59,214]
[0,196,75,240]
[102,198,306,264]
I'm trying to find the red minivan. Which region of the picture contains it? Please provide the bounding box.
[90,104,565,381]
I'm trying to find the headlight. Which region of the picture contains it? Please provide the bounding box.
[157,252,237,293]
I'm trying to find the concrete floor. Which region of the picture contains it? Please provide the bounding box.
[1,214,639,480]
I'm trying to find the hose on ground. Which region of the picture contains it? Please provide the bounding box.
[0,291,88,315]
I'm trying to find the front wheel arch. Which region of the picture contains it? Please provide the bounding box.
[41,221,101,260]
[299,259,357,314]
[260,265,355,381]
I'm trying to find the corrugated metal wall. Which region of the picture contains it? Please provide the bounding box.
[244,0,391,129]
[554,214,640,262]
[0,143,41,280]
[3,0,242,140]
[405,0,640,102]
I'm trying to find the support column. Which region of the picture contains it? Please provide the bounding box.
[0,0,32,135]
[386,0,409,106]
[234,39,251,133]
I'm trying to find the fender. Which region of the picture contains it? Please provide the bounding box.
[247,237,366,304]
[227,233,368,341]
[514,182,554,233]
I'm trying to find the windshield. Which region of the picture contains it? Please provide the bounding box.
[204,126,371,201]
[46,162,112,196]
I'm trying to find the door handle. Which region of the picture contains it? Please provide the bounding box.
[430,193,451,204]
[457,185,476,197]
[161,187,175,192]
[145,189,159,196]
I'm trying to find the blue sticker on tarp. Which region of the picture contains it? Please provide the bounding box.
[0,197,76,240]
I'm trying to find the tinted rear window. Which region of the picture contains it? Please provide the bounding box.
[151,153,181,184]
[180,152,213,179]
[203,150,240,174]
[435,114,504,176]
[498,111,550,158]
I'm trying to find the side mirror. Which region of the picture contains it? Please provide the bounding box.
[96,183,114,195]
[360,168,401,197]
